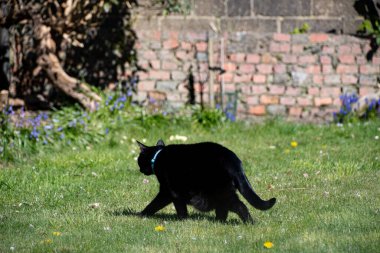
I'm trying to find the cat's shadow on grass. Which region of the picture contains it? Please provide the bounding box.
[111,208,241,225]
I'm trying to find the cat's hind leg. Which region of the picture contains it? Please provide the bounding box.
[229,193,254,224]
[215,207,228,222]
[173,199,188,219]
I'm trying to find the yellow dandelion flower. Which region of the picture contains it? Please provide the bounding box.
[52,232,61,236]
[41,239,52,244]
[291,141,298,148]
[263,241,274,249]
[154,225,165,232]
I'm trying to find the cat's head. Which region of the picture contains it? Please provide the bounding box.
[136,139,165,175]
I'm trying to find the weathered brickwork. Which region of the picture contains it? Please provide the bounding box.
[134,30,380,122]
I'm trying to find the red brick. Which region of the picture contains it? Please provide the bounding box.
[280,97,296,105]
[249,105,266,115]
[321,87,341,97]
[137,71,149,80]
[307,65,321,74]
[373,57,380,65]
[338,45,351,54]
[274,64,287,74]
[338,55,355,64]
[239,64,255,73]
[138,81,155,91]
[292,44,304,53]
[163,39,179,49]
[280,44,291,53]
[176,51,193,60]
[363,43,372,53]
[309,33,329,43]
[297,97,313,106]
[286,87,301,96]
[313,75,323,85]
[234,74,252,83]
[273,33,291,42]
[299,55,317,64]
[336,64,358,74]
[167,31,179,40]
[197,63,208,72]
[223,62,237,72]
[322,65,334,74]
[162,61,178,70]
[240,85,251,94]
[218,72,233,82]
[229,53,245,62]
[253,74,266,83]
[283,54,297,63]
[322,46,335,54]
[356,55,367,64]
[359,86,376,96]
[247,96,259,105]
[149,70,170,80]
[224,83,236,92]
[143,50,157,60]
[333,98,341,106]
[341,74,358,84]
[320,55,331,64]
[314,97,333,106]
[181,42,192,50]
[289,107,303,117]
[352,44,362,55]
[196,42,207,52]
[260,95,279,104]
[360,65,379,74]
[308,87,320,95]
[261,53,277,64]
[251,85,267,94]
[150,60,160,69]
[324,75,341,84]
[246,54,260,63]
[269,42,281,52]
[186,32,207,41]
[257,64,273,74]
[269,85,285,95]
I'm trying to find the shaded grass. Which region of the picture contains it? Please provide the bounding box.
[1,120,379,252]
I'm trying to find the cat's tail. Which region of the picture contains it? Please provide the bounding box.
[234,168,276,211]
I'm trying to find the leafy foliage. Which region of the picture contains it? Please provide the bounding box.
[291,23,311,34]
[359,19,380,46]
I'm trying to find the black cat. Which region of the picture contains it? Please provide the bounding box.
[136,140,276,223]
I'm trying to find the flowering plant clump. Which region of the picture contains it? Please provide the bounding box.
[334,93,380,123]
[0,89,134,161]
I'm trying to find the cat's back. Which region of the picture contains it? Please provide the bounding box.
[163,142,239,163]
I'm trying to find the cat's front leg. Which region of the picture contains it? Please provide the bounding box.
[140,190,172,216]
[173,199,188,219]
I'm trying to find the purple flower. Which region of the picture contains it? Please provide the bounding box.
[105,128,109,135]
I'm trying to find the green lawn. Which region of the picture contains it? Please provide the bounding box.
[1,120,379,252]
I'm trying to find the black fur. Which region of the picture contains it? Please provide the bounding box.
[137,140,276,223]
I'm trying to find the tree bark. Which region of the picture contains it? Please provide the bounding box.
[34,23,101,111]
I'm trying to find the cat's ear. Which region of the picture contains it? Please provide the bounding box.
[156,139,165,147]
[136,140,148,152]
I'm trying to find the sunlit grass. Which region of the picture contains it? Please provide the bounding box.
[1,119,379,252]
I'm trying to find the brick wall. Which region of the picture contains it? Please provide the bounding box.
[133,30,380,122]
[132,1,380,122]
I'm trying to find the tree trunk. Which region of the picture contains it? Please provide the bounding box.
[34,24,101,111]
[37,53,101,110]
